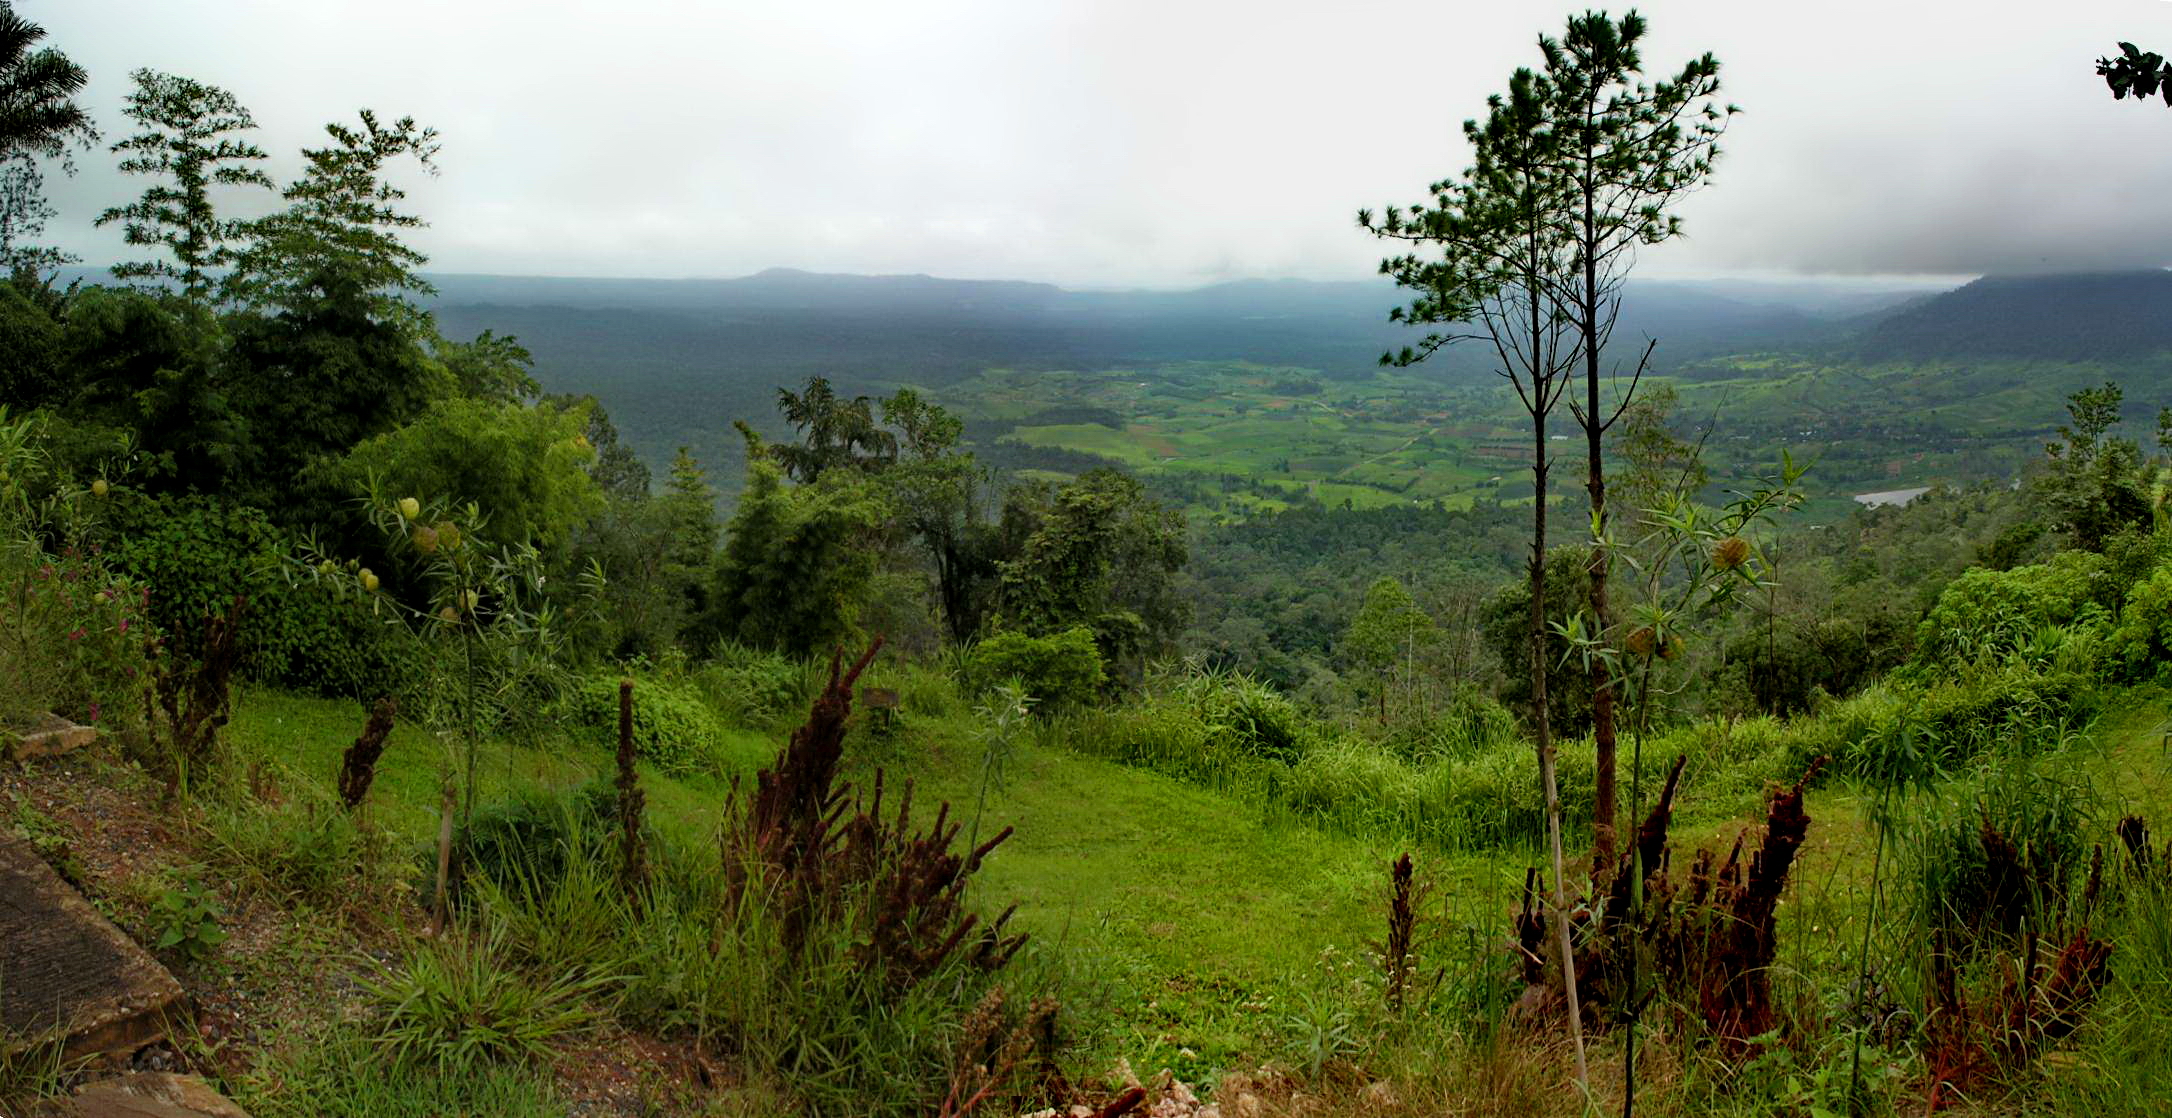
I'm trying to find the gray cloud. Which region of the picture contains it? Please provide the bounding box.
[28,0,2172,286]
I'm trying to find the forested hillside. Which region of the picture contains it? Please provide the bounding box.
[8,5,2172,1118]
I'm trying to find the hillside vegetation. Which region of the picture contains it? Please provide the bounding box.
[7,9,2172,1118]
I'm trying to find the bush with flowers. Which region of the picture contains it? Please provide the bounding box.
[0,407,151,737]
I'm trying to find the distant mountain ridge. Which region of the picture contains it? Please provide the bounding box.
[1852,270,2172,360]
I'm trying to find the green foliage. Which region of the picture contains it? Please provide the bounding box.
[57,286,241,491]
[1897,755,2097,945]
[148,875,227,963]
[1912,550,2116,672]
[2108,562,2172,680]
[0,410,150,731]
[226,109,439,317]
[563,674,724,774]
[1376,687,1521,763]
[2099,41,2172,106]
[0,278,63,408]
[1482,546,1597,734]
[0,6,94,166]
[325,398,601,554]
[1171,664,1310,764]
[996,468,1188,677]
[101,492,396,695]
[1804,669,2100,783]
[438,783,610,904]
[2042,382,2153,551]
[202,790,391,909]
[235,1025,564,1118]
[362,922,604,1071]
[965,626,1106,710]
[93,69,273,301]
[1342,575,1433,716]
[770,375,896,483]
[708,434,884,658]
[690,644,808,727]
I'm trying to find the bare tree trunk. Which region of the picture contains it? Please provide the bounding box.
[430,781,455,934]
[1531,408,1590,1088]
[1581,202,1620,874]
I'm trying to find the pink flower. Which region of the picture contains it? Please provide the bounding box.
[118,618,128,633]
[67,628,83,641]
[88,702,100,723]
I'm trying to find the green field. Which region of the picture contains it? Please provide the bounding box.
[942,355,2164,523]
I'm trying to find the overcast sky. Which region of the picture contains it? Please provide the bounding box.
[29,0,2172,288]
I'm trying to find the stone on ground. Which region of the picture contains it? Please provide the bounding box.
[3,713,99,761]
[40,1073,253,1118]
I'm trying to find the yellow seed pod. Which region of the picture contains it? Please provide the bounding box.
[397,496,421,521]
[1660,635,1685,661]
[462,589,480,613]
[438,605,459,623]
[317,559,336,576]
[91,478,110,498]
[1625,626,1657,659]
[1712,536,1751,570]
[436,522,461,551]
[411,524,440,554]
[359,568,379,593]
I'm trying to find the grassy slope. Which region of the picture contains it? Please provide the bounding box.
[221,680,2172,1107]
[223,687,1511,1077]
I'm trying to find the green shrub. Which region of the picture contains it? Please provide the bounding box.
[1173,667,1310,763]
[148,876,227,963]
[363,923,605,1071]
[562,675,725,773]
[437,783,611,904]
[2107,562,2172,681]
[204,793,393,909]
[1378,688,1520,763]
[691,643,806,726]
[965,626,1106,709]
[1898,755,2097,946]
[100,493,402,697]
[1912,551,2115,672]
[1799,667,2099,783]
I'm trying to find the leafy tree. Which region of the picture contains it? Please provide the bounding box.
[708,423,885,657]
[226,109,439,319]
[658,447,719,618]
[2042,382,2151,551]
[771,376,897,482]
[1343,575,1434,722]
[1541,10,1730,864]
[1360,54,1591,1088]
[0,271,60,405]
[0,4,93,162]
[94,70,274,301]
[995,468,1187,681]
[0,153,72,275]
[443,330,542,406]
[57,286,241,491]
[879,388,1000,645]
[1614,383,1706,529]
[2099,42,2172,106]
[225,270,450,496]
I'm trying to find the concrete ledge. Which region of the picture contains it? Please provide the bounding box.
[0,836,186,1061]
